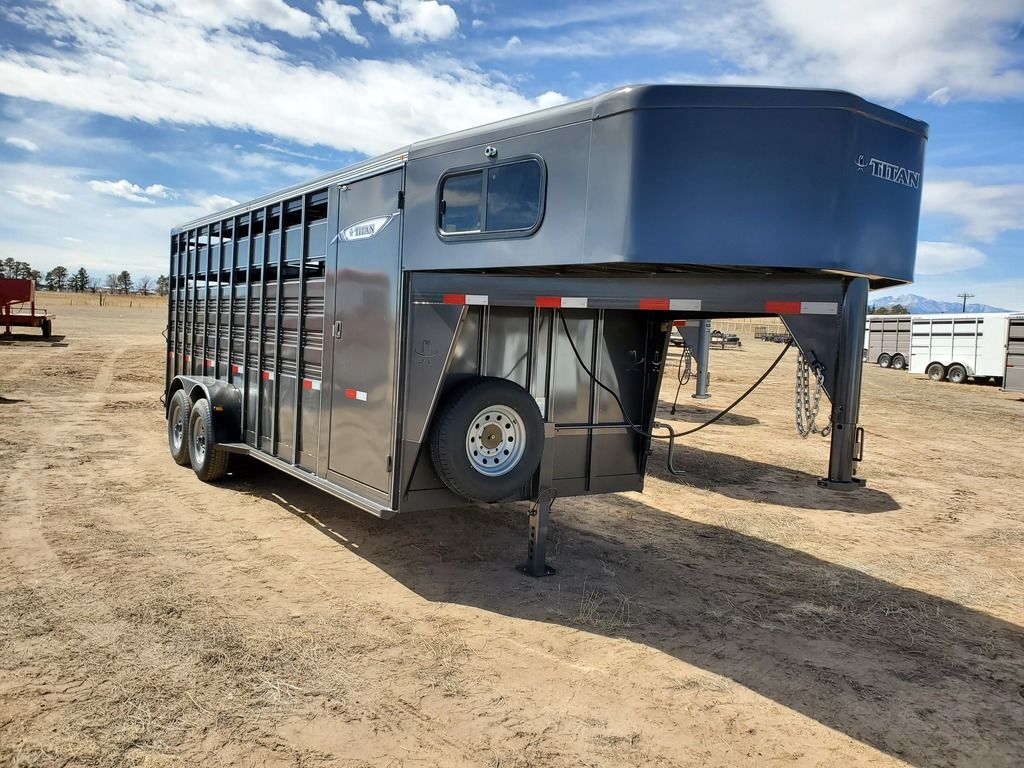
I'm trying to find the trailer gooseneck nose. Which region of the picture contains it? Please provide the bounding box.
[163,84,926,572]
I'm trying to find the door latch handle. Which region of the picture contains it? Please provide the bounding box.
[333,320,343,339]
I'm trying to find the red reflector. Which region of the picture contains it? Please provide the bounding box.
[673,320,686,327]
[443,293,466,305]
[261,371,270,380]
[345,388,357,399]
[766,301,802,314]
[640,298,670,311]
[303,379,313,389]
[535,296,562,308]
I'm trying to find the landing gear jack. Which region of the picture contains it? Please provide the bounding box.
[519,423,557,578]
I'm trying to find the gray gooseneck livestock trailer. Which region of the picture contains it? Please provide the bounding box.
[164,85,927,574]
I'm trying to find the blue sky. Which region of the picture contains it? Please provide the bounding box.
[0,0,1021,308]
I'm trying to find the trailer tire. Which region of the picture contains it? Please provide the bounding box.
[429,377,543,503]
[168,389,192,466]
[188,398,231,482]
[926,363,946,382]
[891,354,906,370]
[946,364,967,384]
[877,353,892,368]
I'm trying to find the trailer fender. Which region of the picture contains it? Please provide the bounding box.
[167,375,242,445]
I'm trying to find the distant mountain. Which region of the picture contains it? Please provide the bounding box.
[871,293,1014,314]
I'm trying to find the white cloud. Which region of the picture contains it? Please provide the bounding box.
[364,0,459,43]
[196,194,240,212]
[317,0,368,44]
[0,2,559,156]
[482,0,1024,103]
[147,0,323,38]
[5,136,39,151]
[7,184,72,208]
[88,179,174,203]
[923,180,1024,242]
[915,241,988,275]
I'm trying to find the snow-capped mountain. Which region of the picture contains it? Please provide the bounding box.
[870,294,1014,314]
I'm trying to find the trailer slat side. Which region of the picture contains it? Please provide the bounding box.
[256,205,269,450]
[292,195,307,466]
[272,200,286,454]
[241,212,254,444]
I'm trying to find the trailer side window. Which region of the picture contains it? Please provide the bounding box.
[486,161,542,232]
[440,171,483,234]
[439,157,544,239]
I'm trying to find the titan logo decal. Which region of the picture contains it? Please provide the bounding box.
[856,155,920,189]
[338,213,397,242]
[414,338,439,365]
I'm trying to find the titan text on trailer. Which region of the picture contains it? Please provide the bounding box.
[164,85,927,574]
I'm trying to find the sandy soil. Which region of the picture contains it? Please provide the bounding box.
[1,303,1022,767]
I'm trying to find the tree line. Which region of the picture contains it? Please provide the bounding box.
[0,258,168,296]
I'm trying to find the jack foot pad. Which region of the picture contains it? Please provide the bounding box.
[518,563,557,578]
[817,477,867,491]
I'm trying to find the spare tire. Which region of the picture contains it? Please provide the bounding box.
[429,377,544,503]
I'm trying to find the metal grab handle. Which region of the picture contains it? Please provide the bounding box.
[854,426,865,463]
[333,320,343,339]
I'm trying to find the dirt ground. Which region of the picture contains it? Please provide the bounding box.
[1,301,1022,768]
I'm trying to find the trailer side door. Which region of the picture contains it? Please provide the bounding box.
[1005,317,1024,392]
[325,169,403,496]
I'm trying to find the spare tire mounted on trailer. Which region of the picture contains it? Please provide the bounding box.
[430,377,544,503]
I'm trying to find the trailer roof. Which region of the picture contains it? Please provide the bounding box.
[173,84,928,234]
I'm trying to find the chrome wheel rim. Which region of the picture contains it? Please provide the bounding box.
[192,416,206,464]
[171,402,184,451]
[465,404,525,477]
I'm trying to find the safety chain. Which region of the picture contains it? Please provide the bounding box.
[795,352,830,438]
[679,345,693,386]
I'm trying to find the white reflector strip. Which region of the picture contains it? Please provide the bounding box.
[231,365,243,375]
[801,302,839,315]
[670,299,702,311]
[465,294,489,305]
[303,378,322,391]
[261,370,275,381]
[356,390,367,401]
[561,296,588,308]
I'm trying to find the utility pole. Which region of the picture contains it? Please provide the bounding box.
[957,292,975,312]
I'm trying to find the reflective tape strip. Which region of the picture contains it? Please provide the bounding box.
[184,354,191,363]
[231,364,243,375]
[205,358,214,367]
[766,301,839,315]
[444,293,488,305]
[302,378,322,390]
[536,296,587,308]
[168,351,173,358]
[639,298,670,310]
[670,299,702,311]
[261,370,275,381]
[800,301,839,315]
[345,388,367,401]
[765,301,802,314]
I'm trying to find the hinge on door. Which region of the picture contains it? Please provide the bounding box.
[386,455,393,473]
[397,190,405,210]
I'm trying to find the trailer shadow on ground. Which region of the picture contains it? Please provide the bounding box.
[646,443,900,513]
[0,333,67,345]
[654,401,761,426]
[232,472,1021,768]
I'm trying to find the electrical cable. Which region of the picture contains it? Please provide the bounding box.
[556,311,793,475]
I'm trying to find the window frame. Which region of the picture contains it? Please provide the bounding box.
[436,154,547,241]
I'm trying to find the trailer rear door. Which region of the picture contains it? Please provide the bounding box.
[1005,317,1024,392]
[326,169,403,494]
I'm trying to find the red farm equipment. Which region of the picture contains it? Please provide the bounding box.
[1,279,54,337]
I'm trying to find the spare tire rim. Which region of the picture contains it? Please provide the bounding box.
[465,404,525,477]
